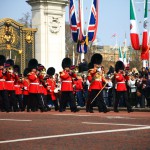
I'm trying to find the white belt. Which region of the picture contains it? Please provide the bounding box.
[95,79,102,81]
[0,79,5,81]
[117,82,125,84]
[6,81,14,83]
[14,85,20,87]
[62,81,72,83]
[30,83,39,85]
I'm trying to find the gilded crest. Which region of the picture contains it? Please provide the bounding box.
[25,32,33,44]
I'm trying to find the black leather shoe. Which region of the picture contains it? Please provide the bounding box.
[114,110,119,112]
[128,109,134,113]
[89,110,94,113]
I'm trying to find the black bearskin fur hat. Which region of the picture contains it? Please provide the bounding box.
[5,59,14,66]
[0,55,6,66]
[62,57,72,69]
[47,67,55,76]
[115,61,125,73]
[28,58,38,70]
[23,68,30,77]
[90,53,103,65]
[88,62,94,70]
[13,65,20,74]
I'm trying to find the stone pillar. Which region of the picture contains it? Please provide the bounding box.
[27,0,68,72]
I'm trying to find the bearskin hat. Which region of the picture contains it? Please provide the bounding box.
[115,61,125,73]
[23,68,30,77]
[0,55,6,66]
[47,67,55,76]
[5,59,14,67]
[88,62,94,70]
[62,57,72,69]
[90,53,103,65]
[28,58,38,70]
[13,65,20,74]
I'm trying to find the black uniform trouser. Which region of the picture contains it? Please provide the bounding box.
[0,90,10,111]
[23,95,29,110]
[16,94,23,110]
[7,90,18,111]
[114,91,132,111]
[29,93,45,111]
[60,91,77,111]
[88,90,107,112]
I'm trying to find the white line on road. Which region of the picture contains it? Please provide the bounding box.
[0,126,150,144]
[0,119,32,122]
[82,122,148,127]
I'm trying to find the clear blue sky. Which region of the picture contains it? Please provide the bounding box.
[0,0,149,47]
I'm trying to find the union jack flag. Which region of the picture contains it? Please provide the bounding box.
[69,0,79,42]
[88,0,98,42]
[77,36,88,54]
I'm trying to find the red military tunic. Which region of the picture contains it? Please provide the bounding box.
[27,72,39,93]
[0,69,6,90]
[60,70,77,91]
[87,69,105,90]
[22,78,30,95]
[73,78,83,92]
[5,72,15,91]
[38,74,47,95]
[14,76,23,95]
[47,77,56,100]
[115,73,127,91]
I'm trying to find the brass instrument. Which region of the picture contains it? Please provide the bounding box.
[70,65,79,74]
[6,66,14,73]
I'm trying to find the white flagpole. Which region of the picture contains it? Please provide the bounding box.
[73,45,75,65]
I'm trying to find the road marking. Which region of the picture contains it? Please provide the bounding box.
[0,119,32,122]
[106,116,136,119]
[0,126,150,144]
[82,122,148,127]
[53,114,92,116]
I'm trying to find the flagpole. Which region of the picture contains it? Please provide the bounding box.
[73,45,75,65]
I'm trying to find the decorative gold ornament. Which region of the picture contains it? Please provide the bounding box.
[25,32,32,44]
[18,49,22,54]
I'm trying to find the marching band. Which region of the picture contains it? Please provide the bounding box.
[0,54,150,113]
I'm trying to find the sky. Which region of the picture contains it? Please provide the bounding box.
[0,0,149,47]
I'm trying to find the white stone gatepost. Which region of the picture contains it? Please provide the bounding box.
[27,0,69,73]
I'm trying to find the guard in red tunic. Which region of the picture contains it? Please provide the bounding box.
[5,59,18,112]
[59,58,79,112]
[14,65,24,111]
[0,55,10,112]
[27,59,45,112]
[114,61,133,113]
[47,67,59,111]
[87,53,108,113]
[22,68,30,112]
[38,64,50,111]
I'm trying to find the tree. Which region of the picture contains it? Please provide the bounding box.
[18,12,32,28]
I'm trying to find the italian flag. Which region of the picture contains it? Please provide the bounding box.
[118,45,123,62]
[130,0,140,50]
[142,0,148,52]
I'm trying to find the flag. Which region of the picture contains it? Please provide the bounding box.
[118,45,123,61]
[87,0,98,42]
[130,0,140,50]
[112,33,117,38]
[69,0,79,42]
[142,0,149,52]
[123,51,127,67]
[77,36,88,54]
